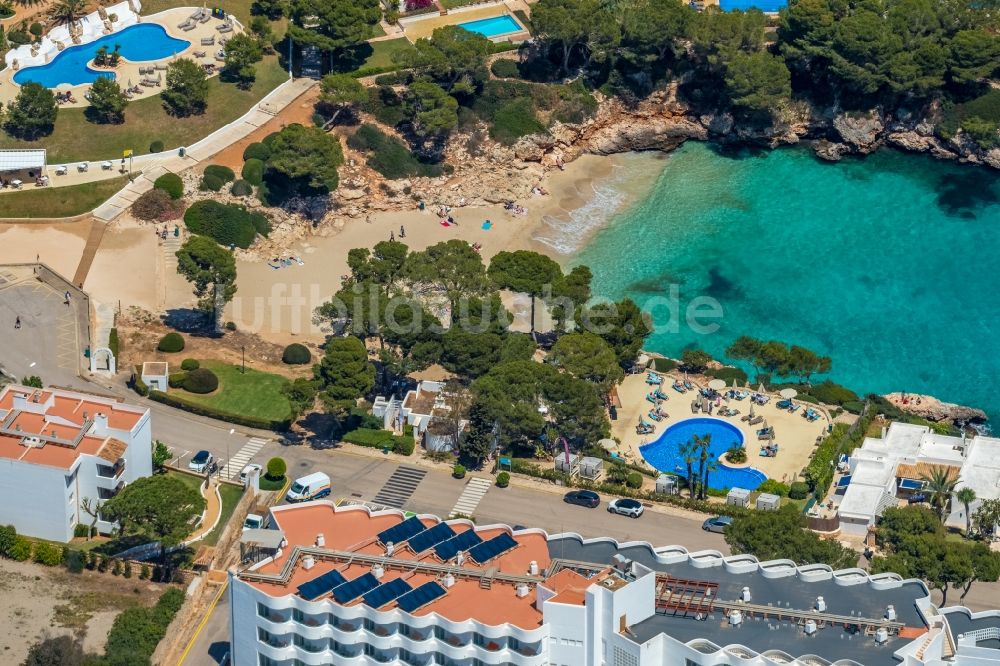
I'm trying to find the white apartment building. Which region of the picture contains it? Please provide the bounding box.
[839,422,1000,534]
[0,384,152,542]
[230,501,1000,666]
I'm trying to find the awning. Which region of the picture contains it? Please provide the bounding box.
[240,528,284,549]
[0,149,46,172]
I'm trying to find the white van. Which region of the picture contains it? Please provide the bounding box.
[286,472,331,503]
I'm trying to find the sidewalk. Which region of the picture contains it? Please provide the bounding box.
[186,477,223,543]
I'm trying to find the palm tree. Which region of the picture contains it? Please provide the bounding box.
[51,0,87,25]
[694,434,712,500]
[920,466,959,522]
[956,487,977,535]
[679,440,697,499]
[702,459,719,499]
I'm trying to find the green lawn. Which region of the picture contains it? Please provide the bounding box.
[168,469,206,495]
[441,0,479,8]
[141,0,255,23]
[173,360,292,422]
[203,484,245,546]
[0,177,129,219]
[0,57,287,163]
[358,38,416,72]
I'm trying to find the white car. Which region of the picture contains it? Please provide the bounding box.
[607,498,644,518]
[239,463,263,485]
[188,450,214,473]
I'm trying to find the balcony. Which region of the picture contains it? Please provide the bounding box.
[96,459,126,482]
[96,479,126,500]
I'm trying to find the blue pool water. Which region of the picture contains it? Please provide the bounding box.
[719,0,787,11]
[13,24,190,87]
[457,15,523,38]
[639,417,766,491]
[572,142,1000,425]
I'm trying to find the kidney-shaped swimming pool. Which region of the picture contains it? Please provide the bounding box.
[14,23,191,88]
[639,417,767,491]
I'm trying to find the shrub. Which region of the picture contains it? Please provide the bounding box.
[489,98,545,145]
[341,428,414,455]
[140,564,151,580]
[149,140,164,153]
[266,457,286,479]
[364,86,407,127]
[626,472,643,489]
[124,560,133,578]
[65,549,85,573]
[168,372,188,388]
[490,59,519,78]
[9,536,32,561]
[241,158,264,186]
[73,523,91,538]
[182,367,218,394]
[496,471,510,487]
[706,366,749,385]
[204,164,236,183]
[183,200,268,248]
[242,142,270,161]
[200,173,225,192]
[180,358,200,371]
[153,172,184,199]
[157,332,185,353]
[29,22,43,37]
[7,30,30,46]
[32,541,61,566]
[231,179,253,197]
[131,188,183,222]
[725,446,747,464]
[788,481,810,500]
[111,558,123,575]
[757,479,789,497]
[108,327,120,359]
[103,588,184,665]
[347,124,444,179]
[453,464,466,479]
[282,343,311,365]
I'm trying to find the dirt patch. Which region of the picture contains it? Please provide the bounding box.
[117,306,315,379]
[0,559,170,663]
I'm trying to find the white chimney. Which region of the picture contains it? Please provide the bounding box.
[804,620,817,635]
[815,596,826,613]
[528,560,539,576]
[92,413,109,436]
[885,605,896,621]
[741,586,751,602]
[386,542,395,556]
[372,564,385,579]
[729,610,743,626]
[442,574,455,588]
[516,583,530,598]
[12,393,28,411]
[302,556,315,570]
[316,533,325,547]
[875,627,889,644]
[280,538,287,549]
[456,552,465,566]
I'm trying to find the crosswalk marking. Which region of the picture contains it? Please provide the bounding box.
[449,477,492,518]
[372,467,427,508]
[221,436,269,479]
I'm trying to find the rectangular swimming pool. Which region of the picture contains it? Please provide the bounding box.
[718,0,787,11]
[457,14,523,38]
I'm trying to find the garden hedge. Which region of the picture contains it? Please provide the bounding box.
[153,172,184,199]
[241,158,264,186]
[203,164,236,183]
[242,142,271,161]
[200,173,225,192]
[180,358,200,371]
[788,482,810,500]
[182,367,219,394]
[341,428,415,455]
[281,343,311,365]
[157,332,185,353]
[168,372,188,388]
[103,588,184,666]
[148,390,291,431]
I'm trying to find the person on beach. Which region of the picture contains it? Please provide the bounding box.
[390,231,395,242]
[64,291,71,305]
[399,225,406,238]
[15,316,20,329]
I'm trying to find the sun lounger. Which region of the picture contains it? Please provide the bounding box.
[218,23,233,33]
[154,63,167,71]
[200,36,215,46]
[178,19,194,29]
[748,415,763,426]
[199,12,210,22]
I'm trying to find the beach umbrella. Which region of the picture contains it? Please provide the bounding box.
[708,379,726,391]
[757,383,766,394]
[599,438,617,452]
[56,83,73,92]
[749,405,755,418]
[731,377,739,389]
[779,388,798,400]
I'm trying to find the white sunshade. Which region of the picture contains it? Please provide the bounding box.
[779,388,798,399]
[0,149,46,172]
[708,379,727,391]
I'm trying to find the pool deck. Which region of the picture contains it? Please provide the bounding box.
[612,372,832,484]
[400,0,532,42]
[0,7,241,109]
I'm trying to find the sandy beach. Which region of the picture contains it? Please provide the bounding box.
[0,219,92,278]
[225,151,666,344]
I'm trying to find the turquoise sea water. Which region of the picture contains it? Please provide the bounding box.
[572,142,1000,422]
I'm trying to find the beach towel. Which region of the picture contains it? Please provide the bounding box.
[440,220,450,227]
[482,221,492,230]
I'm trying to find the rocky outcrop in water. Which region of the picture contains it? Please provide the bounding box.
[882,392,988,426]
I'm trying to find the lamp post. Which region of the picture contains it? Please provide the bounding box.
[241,345,246,374]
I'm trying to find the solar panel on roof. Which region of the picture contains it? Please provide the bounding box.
[434,528,483,561]
[332,572,380,603]
[376,515,426,546]
[396,581,447,613]
[468,533,518,564]
[296,568,347,601]
[363,577,413,608]
[407,522,456,554]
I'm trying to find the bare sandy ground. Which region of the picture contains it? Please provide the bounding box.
[0,219,91,278]
[225,153,660,344]
[0,558,167,663]
[83,217,161,312]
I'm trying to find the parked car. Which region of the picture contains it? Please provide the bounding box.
[608,498,644,518]
[564,490,601,508]
[243,513,264,531]
[188,450,214,473]
[239,463,263,486]
[702,516,733,533]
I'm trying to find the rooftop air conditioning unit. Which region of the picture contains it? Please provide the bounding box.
[804,620,817,635]
[303,556,315,570]
[516,584,530,598]
[442,574,455,588]
[815,596,826,613]
[875,628,889,644]
[316,533,325,547]
[372,564,385,579]
[729,610,743,626]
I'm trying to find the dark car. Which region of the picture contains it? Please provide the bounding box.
[608,498,644,518]
[563,490,601,508]
[702,516,733,533]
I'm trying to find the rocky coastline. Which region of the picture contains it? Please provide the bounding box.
[882,392,988,428]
